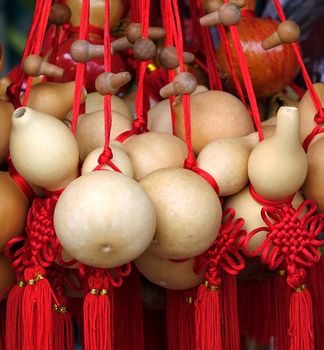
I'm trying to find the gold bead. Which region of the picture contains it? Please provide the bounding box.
[147,63,157,72]
[100,289,108,296]
[208,285,219,292]
[17,281,26,288]
[204,280,209,287]
[52,304,59,312]
[185,296,194,304]
[278,269,286,276]
[28,279,36,285]
[59,305,67,313]
[90,288,99,295]
[294,284,307,293]
[35,274,44,282]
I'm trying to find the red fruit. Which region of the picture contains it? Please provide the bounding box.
[215,17,300,97]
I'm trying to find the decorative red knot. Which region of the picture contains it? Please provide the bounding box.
[194,208,246,287]
[98,148,113,165]
[244,200,324,273]
[132,118,149,134]
[314,108,324,124]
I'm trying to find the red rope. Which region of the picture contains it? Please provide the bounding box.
[217,24,246,106]
[22,0,53,106]
[195,0,222,90]
[272,0,323,150]
[71,0,90,134]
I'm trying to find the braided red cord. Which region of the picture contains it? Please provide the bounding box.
[71,0,90,134]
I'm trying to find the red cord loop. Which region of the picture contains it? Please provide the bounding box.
[314,108,324,124]
[249,184,294,207]
[6,83,22,109]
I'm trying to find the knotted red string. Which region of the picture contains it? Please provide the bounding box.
[71,0,90,134]
[249,184,295,207]
[116,0,151,143]
[193,208,246,350]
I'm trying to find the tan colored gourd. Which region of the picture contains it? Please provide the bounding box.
[0,172,30,251]
[0,254,16,295]
[85,92,133,119]
[81,142,134,178]
[225,186,305,252]
[140,168,222,259]
[197,133,259,196]
[123,132,187,181]
[303,137,324,213]
[24,81,87,121]
[10,107,79,191]
[0,100,15,165]
[173,90,254,154]
[66,0,124,30]
[148,85,208,135]
[76,110,132,161]
[248,106,307,200]
[54,171,156,268]
[299,83,324,145]
[135,250,203,290]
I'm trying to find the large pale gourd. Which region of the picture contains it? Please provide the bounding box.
[303,137,324,213]
[123,132,187,181]
[24,81,86,121]
[10,107,79,191]
[225,186,305,252]
[0,100,14,165]
[81,142,134,178]
[135,250,203,290]
[76,110,131,161]
[140,168,222,259]
[248,106,307,200]
[0,254,16,295]
[173,90,254,154]
[197,133,258,196]
[54,171,156,268]
[0,172,30,251]
[299,83,324,145]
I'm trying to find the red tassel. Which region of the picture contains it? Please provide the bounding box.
[222,272,240,350]
[273,271,291,350]
[113,266,144,350]
[0,300,6,350]
[288,286,314,350]
[5,283,25,350]
[167,288,196,350]
[53,305,74,350]
[307,257,324,349]
[194,282,222,350]
[22,268,53,350]
[84,273,112,350]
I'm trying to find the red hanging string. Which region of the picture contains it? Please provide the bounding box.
[6,0,44,108]
[217,24,247,106]
[115,0,151,143]
[22,0,53,106]
[71,0,90,134]
[272,0,324,150]
[195,0,222,91]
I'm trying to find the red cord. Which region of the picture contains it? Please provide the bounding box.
[217,24,247,107]
[195,0,222,90]
[71,0,90,134]
[22,0,53,106]
[272,0,324,150]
